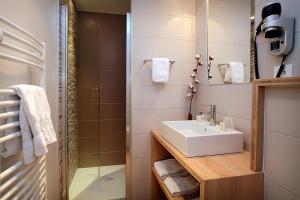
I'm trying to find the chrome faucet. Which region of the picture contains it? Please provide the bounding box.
[204,105,216,126]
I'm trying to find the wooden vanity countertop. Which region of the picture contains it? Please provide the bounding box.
[152,130,262,183]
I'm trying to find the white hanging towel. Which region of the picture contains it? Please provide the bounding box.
[151,58,170,83]
[229,61,244,84]
[9,84,57,164]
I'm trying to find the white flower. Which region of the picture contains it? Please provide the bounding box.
[186,93,192,98]
[190,74,196,78]
[195,54,201,59]
[195,79,199,84]
[189,84,194,89]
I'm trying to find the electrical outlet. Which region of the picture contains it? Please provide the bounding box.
[273,64,293,77]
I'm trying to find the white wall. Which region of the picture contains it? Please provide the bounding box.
[130,0,196,199]
[0,1,59,199]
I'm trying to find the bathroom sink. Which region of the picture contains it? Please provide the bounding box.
[161,120,243,157]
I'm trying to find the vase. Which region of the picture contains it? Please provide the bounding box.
[188,112,193,120]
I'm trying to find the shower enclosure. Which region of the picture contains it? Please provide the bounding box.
[60,4,131,199]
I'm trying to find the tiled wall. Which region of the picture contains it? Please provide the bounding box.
[196,0,300,199]
[130,0,196,199]
[255,0,300,199]
[77,12,126,167]
[65,0,79,186]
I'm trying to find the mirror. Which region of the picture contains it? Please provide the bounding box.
[207,0,254,85]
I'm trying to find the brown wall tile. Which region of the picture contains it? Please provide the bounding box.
[78,120,98,137]
[78,153,99,168]
[99,151,126,166]
[99,119,126,135]
[78,137,98,154]
[99,133,126,152]
[100,103,126,120]
[99,87,126,103]
[77,12,126,167]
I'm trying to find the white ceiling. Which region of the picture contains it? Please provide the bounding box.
[74,0,130,15]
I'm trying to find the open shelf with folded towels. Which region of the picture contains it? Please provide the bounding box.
[151,130,264,200]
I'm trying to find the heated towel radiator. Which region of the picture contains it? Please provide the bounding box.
[0,16,47,200]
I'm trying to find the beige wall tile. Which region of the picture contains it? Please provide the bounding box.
[132,133,151,158]
[265,178,300,200]
[131,0,182,16]
[132,179,151,200]
[132,157,151,181]
[264,131,300,196]
[265,88,300,138]
[132,86,186,110]
[132,109,187,134]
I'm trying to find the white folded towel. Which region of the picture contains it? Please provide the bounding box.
[154,159,188,180]
[164,175,200,197]
[229,61,244,84]
[10,84,57,164]
[151,58,170,83]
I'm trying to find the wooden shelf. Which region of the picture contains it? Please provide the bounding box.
[151,130,264,200]
[152,167,198,200]
[152,130,259,183]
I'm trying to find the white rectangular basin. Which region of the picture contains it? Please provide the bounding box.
[161,120,243,157]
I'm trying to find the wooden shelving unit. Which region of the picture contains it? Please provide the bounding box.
[152,167,198,200]
[151,130,264,200]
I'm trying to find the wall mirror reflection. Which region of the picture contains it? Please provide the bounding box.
[207,0,255,85]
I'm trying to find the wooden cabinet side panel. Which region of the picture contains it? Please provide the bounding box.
[151,133,173,200]
[202,174,264,200]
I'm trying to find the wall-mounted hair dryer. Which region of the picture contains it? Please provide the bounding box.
[254,2,295,79]
[260,2,295,56]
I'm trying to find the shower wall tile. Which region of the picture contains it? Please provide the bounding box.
[99,120,126,135]
[99,133,126,153]
[99,151,126,166]
[99,87,126,103]
[78,120,98,138]
[78,137,98,154]
[77,12,126,167]
[99,103,126,120]
[77,66,98,87]
[78,153,99,168]
[77,36,98,66]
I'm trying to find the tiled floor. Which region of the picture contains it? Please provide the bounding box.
[69,165,126,200]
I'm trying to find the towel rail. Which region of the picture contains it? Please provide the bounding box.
[0,16,44,48]
[0,131,21,144]
[1,40,44,61]
[0,121,20,132]
[0,15,47,200]
[0,160,24,180]
[0,100,20,107]
[20,170,46,200]
[144,59,176,64]
[0,89,17,95]
[1,163,45,200]
[0,111,19,119]
[0,163,32,193]
[0,52,44,70]
[0,30,43,54]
